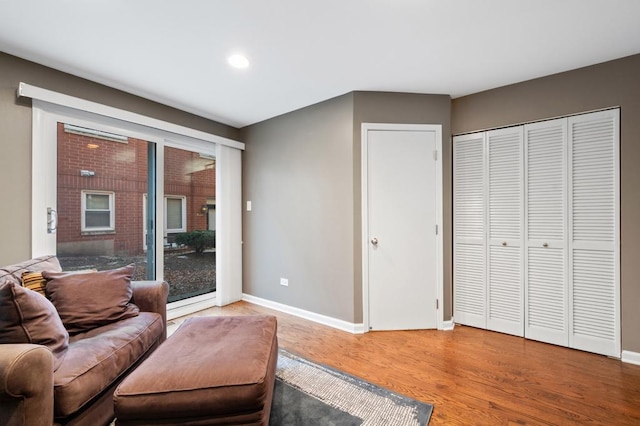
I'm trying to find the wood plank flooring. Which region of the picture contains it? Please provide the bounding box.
[169,301,640,425]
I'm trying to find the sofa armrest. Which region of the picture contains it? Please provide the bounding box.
[131,280,169,342]
[0,344,54,426]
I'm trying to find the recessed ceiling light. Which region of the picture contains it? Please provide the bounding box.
[228,54,250,69]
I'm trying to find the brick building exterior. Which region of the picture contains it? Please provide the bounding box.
[56,123,215,256]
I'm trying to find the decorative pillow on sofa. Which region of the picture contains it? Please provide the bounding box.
[0,281,69,371]
[21,271,48,296]
[43,264,140,334]
[22,269,97,298]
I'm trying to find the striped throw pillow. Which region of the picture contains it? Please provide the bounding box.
[21,271,47,297]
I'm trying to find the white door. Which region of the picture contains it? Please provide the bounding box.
[568,109,620,357]
[524,118,568,346]
[453,132,486,328]
[486,127,524,336]
[364,125,440,331]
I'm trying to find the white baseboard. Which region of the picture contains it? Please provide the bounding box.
[242,294,366,334]
[621,350,640,365]
[442,319,455,331]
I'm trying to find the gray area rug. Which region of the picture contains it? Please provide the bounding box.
[270,350,433,425]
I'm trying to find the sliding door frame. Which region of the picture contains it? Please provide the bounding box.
[23,83,244,319]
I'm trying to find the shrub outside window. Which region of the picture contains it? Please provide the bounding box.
[82,191,115,231]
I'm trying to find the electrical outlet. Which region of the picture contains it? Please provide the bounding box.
[280,278,288,287]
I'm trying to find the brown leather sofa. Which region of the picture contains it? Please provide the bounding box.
[0,256,168,426]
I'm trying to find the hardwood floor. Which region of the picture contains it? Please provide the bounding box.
[169,301,640,425]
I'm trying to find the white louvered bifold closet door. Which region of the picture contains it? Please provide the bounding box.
[524,118,568,346]
[568,109,620,357]
[453,133,486,328]
[486,127,524,336]
[454,110,620,357]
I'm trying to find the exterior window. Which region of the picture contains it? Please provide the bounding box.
[165,196,186,233]
[82,191,114,231]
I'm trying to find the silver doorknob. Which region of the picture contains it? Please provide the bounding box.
[371,238,378,245]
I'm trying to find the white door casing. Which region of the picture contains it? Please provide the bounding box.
[362,123,443,331]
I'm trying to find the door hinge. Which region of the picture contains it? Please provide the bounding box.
[433,150,438,161]
[435,224,438,235]
[436,299,439,310]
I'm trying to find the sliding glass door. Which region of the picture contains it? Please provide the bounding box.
[160,146,216,303]
[55,122,155,280]
[42,117,220,312]
[28,86,243,318]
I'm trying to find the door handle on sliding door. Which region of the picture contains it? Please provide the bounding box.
[47,207,57,234]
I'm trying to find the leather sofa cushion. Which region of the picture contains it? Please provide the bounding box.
[114,315,278,423]
[44,264,139,334]
[53,312,163,417]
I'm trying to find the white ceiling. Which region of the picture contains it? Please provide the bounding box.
[1,0,640,128]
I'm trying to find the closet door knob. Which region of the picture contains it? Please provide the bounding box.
[502,241,507,246]
[543,242,549,248]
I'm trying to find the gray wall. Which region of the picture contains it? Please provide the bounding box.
[241,93,356,322]
[0,52,239,265]
[452,53,640,353]
[242,91,451,324]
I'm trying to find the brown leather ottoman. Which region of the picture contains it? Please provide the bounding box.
[113,315,278,425]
